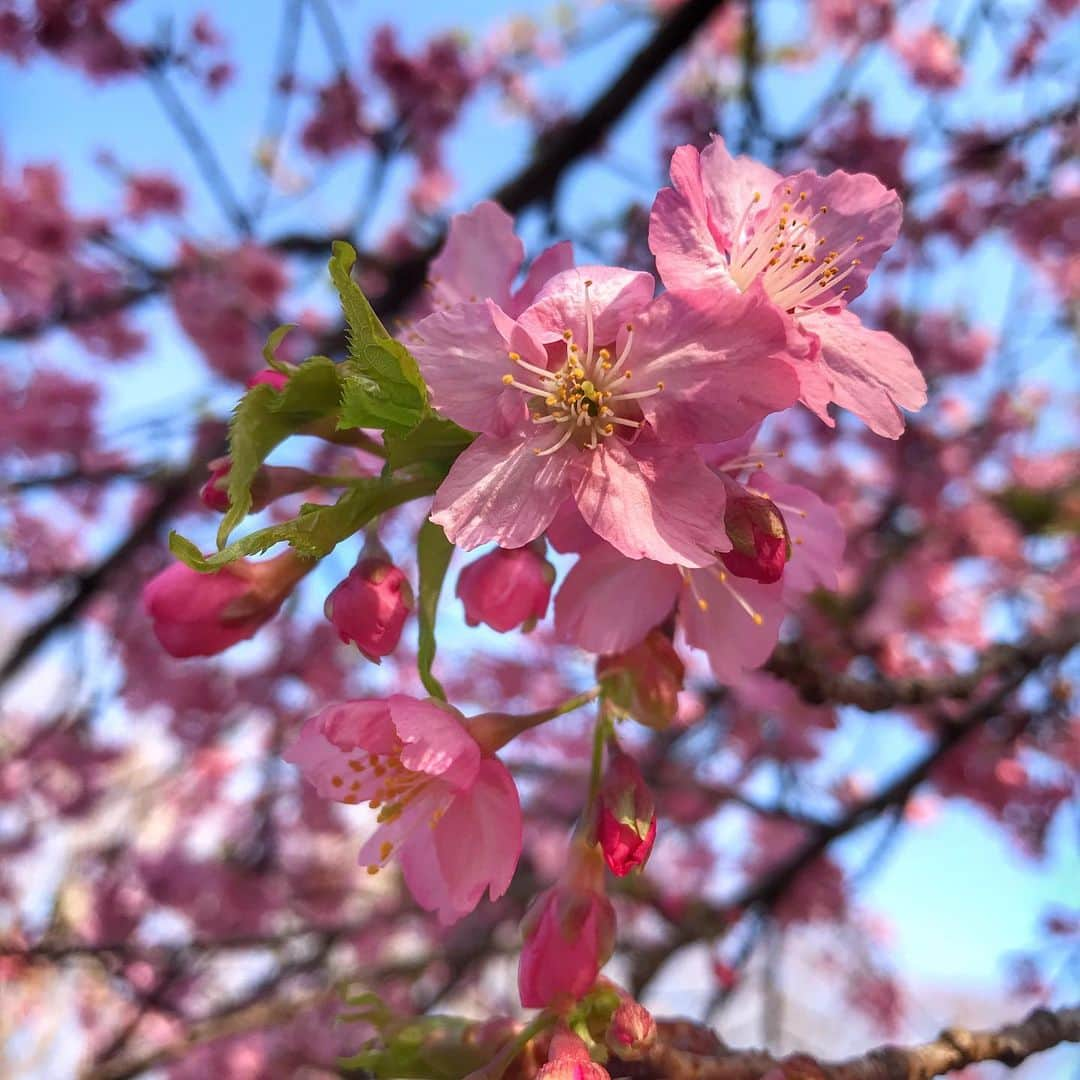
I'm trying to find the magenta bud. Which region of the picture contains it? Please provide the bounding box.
[456,545,554,633]
[720,482,790,584]
[606,999,657,1060]
[596,746,657,877]
[324,557,413,662]
[247,368,289,391]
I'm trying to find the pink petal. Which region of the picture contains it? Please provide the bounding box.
[430,200,522,309]
[573,437,730,567]
[283,700,396,801]
[411,301,536,436]
[388,695,480,790]
[634,286,799,443]
[800,308,927,438]
[754,474,846,595]
[546,498,603,555]
[520,265,654,346]
[771,168,901,304]
[430,431,574,550]
[555,544,680,653]
[512,240,575,314]
[650,140,781,291]
[680,571,786,684]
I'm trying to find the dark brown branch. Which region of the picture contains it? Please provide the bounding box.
[623,1004,1080,1079]
[766,612,1080,712]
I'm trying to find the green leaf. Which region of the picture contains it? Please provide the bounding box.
[219,355,343,548]
[172,475,438,572]
[261,322,297,370]
[329,240,428,437]
[416,520,454,701]
[383,414,475,473]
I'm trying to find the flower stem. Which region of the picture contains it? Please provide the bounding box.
[469,686,602,753]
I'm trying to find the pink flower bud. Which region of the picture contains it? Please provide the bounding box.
[200,457,315,515]
[518,847,615,1009]
[143,551,310,658]
[596,630,685,731]
[324,556,413,662]
[247,368,289,391]
[605,999,656,1060]
[537,1026,610,1080]
[596,746,656,877]
[720,482,790,584]
[456,545,553,633]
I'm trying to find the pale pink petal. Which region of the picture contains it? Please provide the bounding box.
[800,308,927,438]
[428,758,521,920]
[555,544,680,653]
[546,498,603,555]
[357,783,449,872]
[634,287,799,443]
[573,437,730,567]
[680,571,785,684]
[283,700,396,801]
[411,301,534,436]
[698,424,762,469]
[512,240,575,313]
[430,431,574,550]
[650,140,782,292]
[520,265,654,346]
[649,144,732,292]
[753,474,846,595]
[769,168,900,304]
[430,200,522,309]
[388,695,480,790]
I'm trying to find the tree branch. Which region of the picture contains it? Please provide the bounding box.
[623,1004,1080,1079]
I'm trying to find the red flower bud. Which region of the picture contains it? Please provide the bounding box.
[519,845,615,1009]
[596,746,656,877]
[456,545,554,633]
[199,456,315,514]
[720,482,790,584]
[596,630,685,731]
[247,368,289,391]
[324,556,413,662]
[606,998,657,1060]
[143,551,310,658]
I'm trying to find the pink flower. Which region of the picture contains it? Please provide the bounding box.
[124,173,184,219]
[518,845,615,1008]
[596,746,657,877]
[301,75,367,158]
[456,545,554,632]
[142,552,311,658]
[284,696,521,924]
[894,27,964,91]
[412,238,797,565]
[537,1026,611,1080]
[649,136,926,437]
[324,557,413,662]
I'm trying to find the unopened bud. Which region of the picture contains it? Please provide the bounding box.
[720,481,790,584]
[596,745,656,877]
[605,999,656,1060]
[324,556,413,663]
[537,1026,611,1080]
[597,629,684,731]
[199,457,313,514]
[143,551,311,658]
[456,544,554,633]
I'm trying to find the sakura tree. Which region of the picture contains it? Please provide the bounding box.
[1,1,1078,1078]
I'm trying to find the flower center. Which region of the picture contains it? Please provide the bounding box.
[728,187,864,312]
[502,280,663,456]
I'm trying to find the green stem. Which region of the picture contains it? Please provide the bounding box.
[470,1010,556,1080]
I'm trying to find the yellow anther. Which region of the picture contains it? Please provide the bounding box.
[508,351,521,361]
[366,865,380,876]
[379,841,393,861]
[752,613,764,626]
[331,775,343,787]
[502,374,514,385]
[697,598,709,611]
[562,329,573,340]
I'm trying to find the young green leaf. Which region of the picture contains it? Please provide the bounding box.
[383,414,475,473]
[219,355,343,548]
[415,520,454,702]
[328,240,428,437]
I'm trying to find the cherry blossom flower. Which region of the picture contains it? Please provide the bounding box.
[894,27,964,92]
[412,245,796,565]
[284,696,522,925]
[649,135,926,437]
